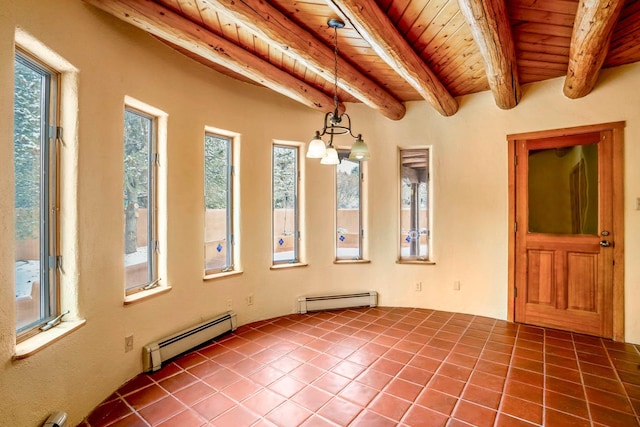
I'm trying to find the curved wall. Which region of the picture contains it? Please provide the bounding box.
[1,1,640,425]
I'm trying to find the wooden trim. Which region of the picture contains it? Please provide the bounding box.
[507,138,516,322]
[507,122,626,142]
[507,121,625,340]
[611,124,625,341]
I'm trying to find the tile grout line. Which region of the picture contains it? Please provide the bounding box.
[571,332,595,425]
[492,321,520,427]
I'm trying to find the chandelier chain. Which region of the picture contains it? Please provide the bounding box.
[333,24,339,112]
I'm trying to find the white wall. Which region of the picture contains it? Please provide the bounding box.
[1,1,639,426]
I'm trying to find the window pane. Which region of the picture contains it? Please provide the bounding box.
[528,143,598,235]
[400,149,429,260]
[273,145,298,263]
[124,109,154,290]
[204,134,232,273]
[14,53,55,331]
[336,152,361,259]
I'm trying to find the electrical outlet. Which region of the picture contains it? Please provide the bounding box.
[247,294,254,306]
[226,299,233,310]
[453,280,461,291]
[415,282,422,292]
[124,335,134,352]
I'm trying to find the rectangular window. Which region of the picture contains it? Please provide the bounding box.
[204,133,233,274]
[272,144,299,264]
[400,148,430,261]
[14,51,59,334]
[336,151,362,259]
[124,108,157,292]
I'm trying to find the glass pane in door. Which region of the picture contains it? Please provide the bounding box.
[528,143,598,234]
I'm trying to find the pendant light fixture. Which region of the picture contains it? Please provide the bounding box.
[306,18,370,164]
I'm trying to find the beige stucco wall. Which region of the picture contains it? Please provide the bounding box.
[1,1,639,426]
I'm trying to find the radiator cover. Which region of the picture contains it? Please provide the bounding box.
[142,311,237,372]
[297,291,377,314]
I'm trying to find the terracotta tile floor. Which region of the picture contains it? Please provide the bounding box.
[80,307,640,426]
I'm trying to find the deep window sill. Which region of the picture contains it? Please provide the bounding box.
[204,270,243,281]
[124,285,172,305]
[334,259,371,264]
[14,319,86,360]
[270,262,308,270]
[396,259,436,265]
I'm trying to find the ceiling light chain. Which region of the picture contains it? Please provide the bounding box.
[306,18,370,164]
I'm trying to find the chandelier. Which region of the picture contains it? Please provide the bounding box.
[306,18,370,165]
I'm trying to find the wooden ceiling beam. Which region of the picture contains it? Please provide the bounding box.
[327,0,459,117]
[83,0,343,114]
[563,0,625,99]
[201,0,406,121]
[458,0,521,109]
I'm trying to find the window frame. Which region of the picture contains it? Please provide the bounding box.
[203,131,235,276]
[14,49,60,339]
[335,150,364,261]
[123,106,158,295]
[398,147,433,263]
[271,143,301,266]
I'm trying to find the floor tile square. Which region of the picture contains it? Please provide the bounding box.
[415,389,458,416]
[500,394,543,424]
[192,392,234,420]
[267,401,313,427]
[349,410,397,427]
[338,381,378,407]
[138,396,185,425]
[452,399,497,427]
[317,397,363,425]
[461,384,501,410]
[242,389,286,416]
[402,404,449,427]
[292,385,334,411]
[173,381,216,406]
[368,392,411,421]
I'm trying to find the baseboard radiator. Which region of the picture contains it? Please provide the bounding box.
[297,291,377,314]
[143,311,237,372]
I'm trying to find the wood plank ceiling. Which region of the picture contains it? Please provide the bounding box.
[84,0,640,120]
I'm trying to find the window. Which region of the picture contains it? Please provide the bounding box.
[124,107,157,293]
[336,151,363,260]
[272,144,299,264]
[204,132,234,275]
[14,51,60,335]
[399,148,431,261]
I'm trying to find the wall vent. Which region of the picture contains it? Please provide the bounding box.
[297,291,377,314]
[142,311,237,372]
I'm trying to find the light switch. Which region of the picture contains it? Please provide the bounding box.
[636,198,640,211]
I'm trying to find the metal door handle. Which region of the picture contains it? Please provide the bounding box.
[600,240,611,247]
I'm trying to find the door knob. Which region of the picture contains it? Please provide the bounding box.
[600,240,611,247]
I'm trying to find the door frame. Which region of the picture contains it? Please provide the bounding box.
[507,122,625,341]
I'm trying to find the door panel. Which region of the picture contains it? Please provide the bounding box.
[567,253,597,311]
[526,250,554,305]
[514,130,614,338]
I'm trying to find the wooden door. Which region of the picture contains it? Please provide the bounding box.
[511,124,624,339]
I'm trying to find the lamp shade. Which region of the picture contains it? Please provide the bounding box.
[307,133,327,158]
[320,147,340,165]
[348,135,370,161]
